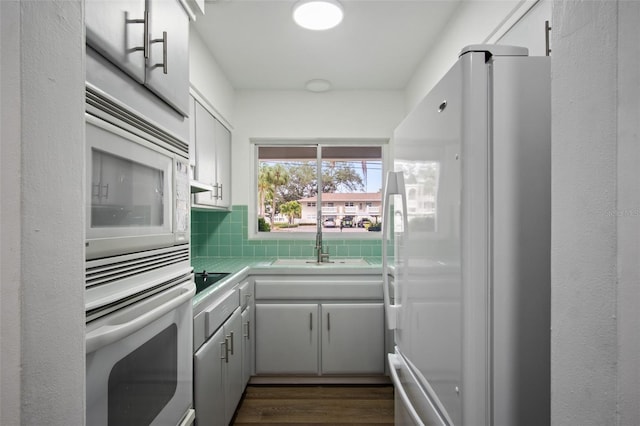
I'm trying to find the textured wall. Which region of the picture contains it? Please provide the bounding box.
[551,1,618,424]
[1,1,86,424]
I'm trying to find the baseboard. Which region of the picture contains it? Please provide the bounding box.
[248,375,392,385]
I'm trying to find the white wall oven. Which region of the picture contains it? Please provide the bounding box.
[86,277,195,426]
[85,60,195,424]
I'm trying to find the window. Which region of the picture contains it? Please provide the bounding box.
[256,143,384,234]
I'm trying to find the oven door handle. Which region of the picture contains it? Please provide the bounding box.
[86,280,195,353]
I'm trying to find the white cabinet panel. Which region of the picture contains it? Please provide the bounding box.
[85,0,146,84]
[321,303,385,374]
[193,327,226,426]
[214,119,232,209]
[193,101,218,207]
[145,0,190,115]
[241,308,253,386]
[192,98,232,210]
[193,308,243,426]
[224,309,243,423]
[255,304,318,374]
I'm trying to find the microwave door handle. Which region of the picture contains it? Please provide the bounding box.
[85,280,195,353]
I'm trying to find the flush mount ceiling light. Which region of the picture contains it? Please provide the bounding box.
[293,0,344,31]
[305,79,332,92]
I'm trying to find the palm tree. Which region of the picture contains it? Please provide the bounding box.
[257,165,271,217]
[280,201,301,225]
[259,164,290,226]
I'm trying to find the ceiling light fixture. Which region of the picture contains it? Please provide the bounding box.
[305,79,332,92]
[293,0,344,31]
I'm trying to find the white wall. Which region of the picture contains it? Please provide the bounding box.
[405,0,550,111]
[552,0,640,425]
[232,90,406,207]
[1,0,85,424]
[189,26,236,127]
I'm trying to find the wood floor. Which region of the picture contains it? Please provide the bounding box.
[231,385,395,425]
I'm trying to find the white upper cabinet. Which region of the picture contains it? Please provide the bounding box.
[85,0,146,84]
[192,98,232,210]
[86,0,190,116]
[145,0,190,115]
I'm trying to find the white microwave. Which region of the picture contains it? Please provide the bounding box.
[85,112,189,260]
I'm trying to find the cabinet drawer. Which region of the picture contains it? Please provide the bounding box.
[255,279,382,300]
[204,289,239,338]
[239,280,253,311]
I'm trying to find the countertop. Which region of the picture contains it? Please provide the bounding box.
[190,256,384,309]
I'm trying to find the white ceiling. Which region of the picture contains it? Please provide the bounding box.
[193,0,462,91]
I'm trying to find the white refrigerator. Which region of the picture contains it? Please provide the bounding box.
[383,45,550,426]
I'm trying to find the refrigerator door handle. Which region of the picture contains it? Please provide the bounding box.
[382,171,408,330]
[388,353,426,426]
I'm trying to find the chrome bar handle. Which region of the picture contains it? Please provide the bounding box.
[228,331,234,355]
[220,340,228,363]
[309,312,313,331]
[126,10,148,58]
[244,320,251,340]
[327,312,331,331]
[150,31,167,74]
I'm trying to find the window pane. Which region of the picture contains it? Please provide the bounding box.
[258,146,318,233]
[320,146,382,233]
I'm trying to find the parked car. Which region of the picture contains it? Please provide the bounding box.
[323,218,336,228]
[340,216,355,228]
[357,218,372,228]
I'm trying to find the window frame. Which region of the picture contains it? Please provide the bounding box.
[249,138,389,240]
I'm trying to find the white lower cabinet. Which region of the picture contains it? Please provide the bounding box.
[255,302,385,376]
[255,304,319,374]
[321,303,384,374]
[194,307,242,426]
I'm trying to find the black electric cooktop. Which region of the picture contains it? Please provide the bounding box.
[194,270,230,295]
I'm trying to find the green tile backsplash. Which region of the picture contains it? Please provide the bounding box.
[191,205,384,259]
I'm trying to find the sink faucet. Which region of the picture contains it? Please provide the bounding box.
[315,225,330,263]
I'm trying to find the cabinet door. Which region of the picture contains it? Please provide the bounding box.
[224,308,243,424]
[145,0,190,115]
[214,119,232,209]
[255,304,318,374]
[85,0,146,84]
[241,307,253,386]
[193,101,218,207]
[321,303,385,374]
[193,327,226,426]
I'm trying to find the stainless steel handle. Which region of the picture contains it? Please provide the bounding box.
[126,10,148,58]
[228,331,235,355]
[327,312,331,331]
[102,183,109,200]
[221,340,228,363]
[244,320,251,340]
[309,312,313,331]
[91,183,101,199]
[150,31,167,74]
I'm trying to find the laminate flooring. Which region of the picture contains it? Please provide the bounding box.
[231,385,394,425]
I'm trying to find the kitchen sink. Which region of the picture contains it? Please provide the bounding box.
[271,258,370,266]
